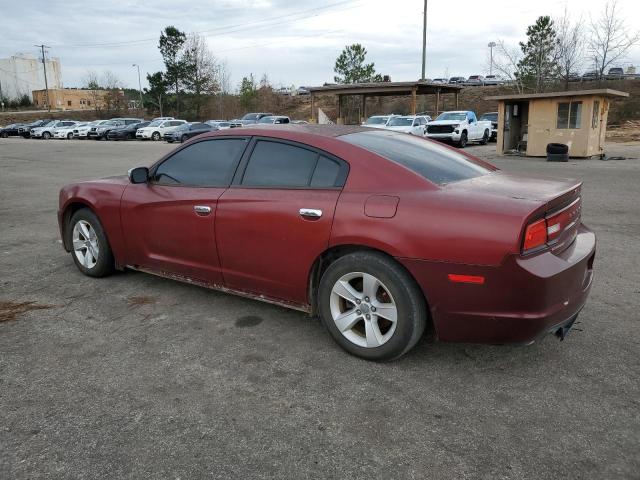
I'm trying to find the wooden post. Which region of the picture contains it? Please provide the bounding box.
[337,94,342,124]
[411,88,417,115]
[436,89,440,116]
[361,94,367,123]
[311,93,316,123]
[455,91,459,109]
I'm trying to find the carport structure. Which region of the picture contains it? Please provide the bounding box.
[308,81,463,124]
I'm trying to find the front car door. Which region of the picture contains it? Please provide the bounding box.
[120,137,249,284]
[216,138,349,305]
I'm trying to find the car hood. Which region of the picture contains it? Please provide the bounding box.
[386,125,414,132]
[427,120,463,126]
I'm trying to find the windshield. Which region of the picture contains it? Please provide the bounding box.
[436,112,467,121]
[365,117,388,125]
[341,130,494,185]
[242,113,259,121]
[258,116,275,124]
[43,120,56,126]
[480,113,498,122]
[148,120,162,127]
[388,117,414,127]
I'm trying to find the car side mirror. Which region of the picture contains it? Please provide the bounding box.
[128,166,149,184]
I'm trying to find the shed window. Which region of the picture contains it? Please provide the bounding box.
[557,101,582,129]
[592,101,600,129]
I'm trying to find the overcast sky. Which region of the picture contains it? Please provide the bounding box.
[2,0,639,91]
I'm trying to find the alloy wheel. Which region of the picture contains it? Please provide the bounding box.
[330,272,398,348]
[72,220,100,269]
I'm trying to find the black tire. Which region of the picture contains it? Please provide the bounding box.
[479,129,489,145]
[128,132,134,140]
[457,131,468,148]
[152,131,161,141]
[0,132,7,138]
[547,143,568,154]
[42,131,51,140]
[181,134,188,143]
[67,132,73,139]
[317,251,427,361]
[68,208,115,278]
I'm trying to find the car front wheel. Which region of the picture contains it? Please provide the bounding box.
[68,209,114,278]
[318,251,427,361]
[457,131,467,148]
[43,131,51,140]
[152,132,161,141]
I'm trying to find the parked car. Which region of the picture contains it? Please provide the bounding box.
[57,125,595,361]
[431,78,448,84]
[97,118,143,140]
[107,121,150,140]
[479,112,498,141]
[483,75,504,85]
[384,115,431,136]
[31,120,77,139]
[53,122,81,139]
[426,111,492,147]
[581,70,599,80]
[205,120,232,130]
[607,67,624,79]
[448,76,466,84]
[291,120,309,124]
[136,119,187,140]
[297,87,310,95]
[257,115,291,124]
[235,113,274,125]
[18,120,51,138]
[464,75,485,86]
[164,122,212,143]
[0,123,26,138]
[362,115,397,129]
[74,120,105,139]
[152,116,175,121]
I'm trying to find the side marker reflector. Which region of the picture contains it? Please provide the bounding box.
[448,274,485,285]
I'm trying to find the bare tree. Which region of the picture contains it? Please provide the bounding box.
[102,70,125,111]
[589,0,640,79]
[183,32,219,118]
[83,70,102,113]
[492,40,525,93]
[556,8,584,89]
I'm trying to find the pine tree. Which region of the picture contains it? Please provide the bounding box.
[517,16,559,92]
[333,44,382,84]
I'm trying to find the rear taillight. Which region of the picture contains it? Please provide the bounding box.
[522,197,582,254]
[523,218,547,252]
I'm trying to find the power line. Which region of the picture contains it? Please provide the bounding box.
[50,0,359,49]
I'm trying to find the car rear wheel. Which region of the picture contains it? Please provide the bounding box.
[457,131,467,148]
[318,251,427,361]
[43,131,51,140]
[152,131,161,141]
[479,129,489,145]
[181,134,188,143]
[67,132,73,139]
[68,209,114,278]
[0,132,7,138]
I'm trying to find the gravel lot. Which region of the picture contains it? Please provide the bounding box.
[1,137,639,479]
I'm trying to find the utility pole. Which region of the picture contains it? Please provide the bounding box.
[132,64,144,112]
[421,0,428,81]
[488,41,496,76]
[35,44,51,112]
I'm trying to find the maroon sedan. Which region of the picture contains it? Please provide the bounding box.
[58,126,595,360]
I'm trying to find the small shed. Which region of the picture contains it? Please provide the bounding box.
[486,89,629,158]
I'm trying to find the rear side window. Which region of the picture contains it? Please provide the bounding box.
[241,141,346,188]
[153,138,247,186]
[340,130,493,185]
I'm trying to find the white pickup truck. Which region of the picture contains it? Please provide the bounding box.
[425,111,492,148]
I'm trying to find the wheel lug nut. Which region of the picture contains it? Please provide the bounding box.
[366,314,371,320]
[371,307,376,312]
[356,310,362,315]
[364,297,370,302]
[356,299,361,304]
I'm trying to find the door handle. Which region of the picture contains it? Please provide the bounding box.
[299,208,322,219]
[194,205,212,216]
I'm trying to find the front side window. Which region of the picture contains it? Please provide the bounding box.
[153,138,247,187]
[241,141,346,188]
[557,101,583,129]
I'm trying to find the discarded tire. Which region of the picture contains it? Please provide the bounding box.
[547,143,569,155]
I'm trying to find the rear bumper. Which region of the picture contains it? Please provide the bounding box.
[399,224,596,344]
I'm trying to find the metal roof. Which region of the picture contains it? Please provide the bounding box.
[485,89,629,101]
[308,81,462,96]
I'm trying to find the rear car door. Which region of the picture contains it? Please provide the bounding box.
[216,138,349,304]
[120,137,249,283]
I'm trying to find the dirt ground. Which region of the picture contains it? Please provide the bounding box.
[0,137,639,479]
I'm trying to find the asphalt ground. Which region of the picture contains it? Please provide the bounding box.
[1,137,639,479]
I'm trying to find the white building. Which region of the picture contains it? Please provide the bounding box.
[0,54,62,101]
